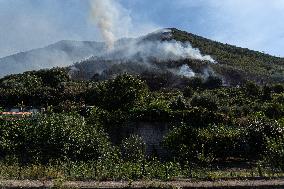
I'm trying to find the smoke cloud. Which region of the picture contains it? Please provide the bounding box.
[76,29,216,79]
[90,0,116,49]
[130,39,215,63]
[90,0,134,50]
[178,64,195,78]
[98,29,216,64]
[88,0,215,75]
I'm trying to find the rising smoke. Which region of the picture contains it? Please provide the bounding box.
[99,30,216,63]
[178,64,196,78]
[90,0,133,50]
[89,0,216,78]
[90,0,116,49]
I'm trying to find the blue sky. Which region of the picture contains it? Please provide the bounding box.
[0,0,283,57]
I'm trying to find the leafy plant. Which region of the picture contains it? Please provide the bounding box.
[121,135,145,162]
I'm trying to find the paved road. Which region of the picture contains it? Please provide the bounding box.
[0,179,284,188]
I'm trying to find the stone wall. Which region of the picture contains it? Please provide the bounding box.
[110,122,170,159]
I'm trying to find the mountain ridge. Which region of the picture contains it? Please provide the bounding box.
[0,28,283,84]
[70,28,284,85]
[0,40,105,78]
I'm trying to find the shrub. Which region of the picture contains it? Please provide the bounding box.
[243,116,284,159]
[264,136,284,170]
[164,123,247,165]
[262,85,272,100]
[203,76,223,89]
[183,86,194,98]
[263,103,284,119]
[0,113,114,164]
[121,135,145,162]
[169,95,188,110]
[130,97,171,122]
[191,93,218,111]
[273,94,284,104]
[87,74,148,111]
[244,81,260,97]
[197,125,245,160]
[163,123,199,163]
[272,84,284,94]
[187,77,204,89]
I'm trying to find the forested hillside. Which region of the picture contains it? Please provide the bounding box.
[71,28,284,85]
[171,28,284,84]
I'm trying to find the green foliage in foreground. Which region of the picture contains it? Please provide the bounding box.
[0,113,114,164]
[0,71,283,179]
[164,117,284,166]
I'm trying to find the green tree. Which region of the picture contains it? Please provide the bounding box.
[203,76,223,89]
[88,74,149,111]
[187,77,204,89]
[169,95,188,110]
[244,81,260,97]
[0,113,114,164]
[190,93,218,111]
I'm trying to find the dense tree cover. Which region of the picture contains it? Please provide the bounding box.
[85,74,148,111]
[0,68,71,107]
[0,113,114,164]
[0,70,283,170]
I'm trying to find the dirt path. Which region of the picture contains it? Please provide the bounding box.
[0,179,284,188]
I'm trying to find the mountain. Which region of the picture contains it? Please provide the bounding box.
[0,40,106,78]
[170,28,284,85]
[1,28,283,85]
[71,28,284,85]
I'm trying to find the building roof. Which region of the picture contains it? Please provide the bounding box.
[0,112,32,116]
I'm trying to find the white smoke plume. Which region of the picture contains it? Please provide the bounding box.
[89,0,131,50]
[129,39,216,63]
[86,1,216,79]
[178,64,196,78]
[99,29,216,63]
[90,0,115,49]
[89,1,215,63]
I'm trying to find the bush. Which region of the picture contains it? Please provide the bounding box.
[121,135,145,162]
[164,123,247,165]
[203,76,223,89]
[130,97,171,122]
[243,116,284,159]
[273,94,284,104]
[191,94,218,111]
[264,118,284,169]
[272,84,284,94]
[0,113,114,164]
[244,81,260,97]
[34,68,70,87]
[183,86,194,98]
[87,74,148,111]
[169,95,188,110]
[187,77,204,89]
[163,123,199,163]
[263,103,284,119]
[264,136,284,170]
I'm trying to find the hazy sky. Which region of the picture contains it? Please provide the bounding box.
[0,0,283,58]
